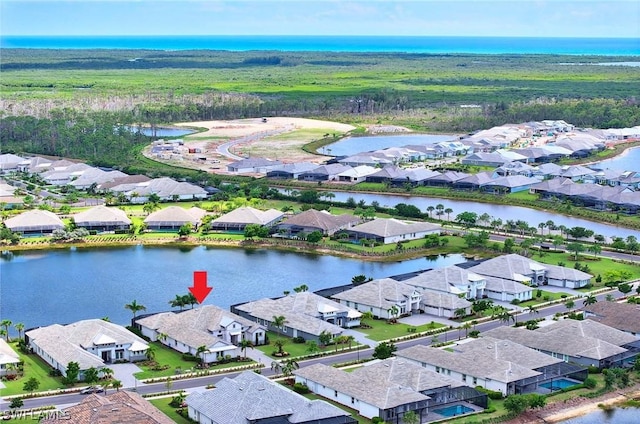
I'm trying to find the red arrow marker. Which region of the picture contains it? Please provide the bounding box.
[189,271,213,304]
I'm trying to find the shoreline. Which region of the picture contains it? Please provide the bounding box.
[504,384,640,424]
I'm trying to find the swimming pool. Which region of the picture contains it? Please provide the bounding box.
[432,404,474,417]
[540,378,580,391]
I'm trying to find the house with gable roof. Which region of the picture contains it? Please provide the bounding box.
[232,291,358,342]
[345,218,441,244]
[0,339,20,377]
[4,209,65,235]
[25,319,148,379]
[331,278,422,319]
[294,359,487,422]
[72,205,132,232]
[186,371,356,424]
[582,301,640,338]
[276,209,361,237]
[144,206,207,231]
[136,305,265,363]
[227,157,282,174]
[210,206,284,232]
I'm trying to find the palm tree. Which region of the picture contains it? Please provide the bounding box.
[14,323,24,341]
[272,338,286,356]
[344,335,355,349]
[157,332,168,343]
[426,206,435,218]
[1,320,12,342]
[527,305,539,316]
[462,321,472,338]
[271,360,282,375]
[145,346,156,362]
[184,293,198,309]
[281,358,300,377]
[387,305,400,322]
[101,368,114,380]
[454,308,467,320]
[196,345,209,365]
[239,339,254,359]
[124,300,146,319]
[169,295,186,311]
[111,380,122,392]
[360,311,373,328]
[272,315,288,331]
[444,208,453,222]
[583,294,598,306]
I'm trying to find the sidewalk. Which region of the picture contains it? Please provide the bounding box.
[342,328,378,347]
[244,347,272,367]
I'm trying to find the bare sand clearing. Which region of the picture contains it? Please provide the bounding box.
[176,117,355,138]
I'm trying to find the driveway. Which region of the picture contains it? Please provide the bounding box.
[110,363,143,389]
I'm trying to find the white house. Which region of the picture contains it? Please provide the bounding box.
[136,305,265,364]
[331,278,422,319]
[346,218,441,244]
[0,339,21,377]
[25,319,148,379]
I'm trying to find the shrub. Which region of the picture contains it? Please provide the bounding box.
[292,336,306,344]
[511,299,521,305]
[536,289,542,298]
[469,330,480,338]
[588,366,601,374]
[560,294,568,299]
[293,382,310,394]
[476,386,503,400]
[49,369,62,377]
[583,377,597,389]
[182,353,199,362]
[543,295,551,301]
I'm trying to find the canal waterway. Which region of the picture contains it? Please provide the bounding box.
[0,247,465,331]
[312,191,640,240]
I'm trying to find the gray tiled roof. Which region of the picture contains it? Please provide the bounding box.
[212,206,283,226]
[403,266,484,293]
[484,276,533,294]
[331,278,420,310]
[582,302,640,334]
[455,336,562,369]
[279,209,360,232]
[137,305,262,350]
[484,320,634,361]
[0,339,20,366]
[420,291,472,310]
[26,319,148,370]
[544,264,592,281]
[348,218,440,238]
[295,359,449,410]
[186,371,351,423]
[469,254,544,282]
[396,344,541,384]
[235,292,348,337]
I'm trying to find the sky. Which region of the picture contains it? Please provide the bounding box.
[1,0,639,38]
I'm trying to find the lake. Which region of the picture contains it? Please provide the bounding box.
[322,134,457,157]
[318,190,640,240]
[591,146,640,172]
[0,247,465,331]
[561,406,640,423]
[124,126,195,138]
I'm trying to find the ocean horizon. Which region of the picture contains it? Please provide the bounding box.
[1,35,639,56]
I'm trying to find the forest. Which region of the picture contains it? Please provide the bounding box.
[1,49,640,174]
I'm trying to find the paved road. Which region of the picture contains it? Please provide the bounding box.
[2,288,623,412]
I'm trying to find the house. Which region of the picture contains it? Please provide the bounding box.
[144,206,207,231]
[266,162,319,179]
[531,163,564,180]
[345,218,441,244]
[331,278,422,319]
[0,339,20,377]
[210,206,284,232]
[338,153,393,167]
[294,359,487,422]
[336,165,379,183]
[98,174,152,192]
[484,319,640,369]
[481,175,540,194]
[68,168,128,190]
[276,209,361,237]
[493,161,534,177]
[41,163,93,185]
[482,276,534,303]
[452,171,494,191]
[186,371,357,424]
[4,209,65,235]
[136,306,265,363]
[390,168,441,187]
[232,291,358,342]
[468,254,592,289]
[461,152,508,167]
[402,266,486,300]
[365,166,406,184]
[396,336,585,396]
[227,157,282,174]
[582,301,640,337]
[559,165,597,182]
[25,319,148,379]
[424,171,470,187]
[298,164,352,181]
[16,156,53,173]
[419,291,473,318]
[72,206,132,232]
[0,153,26,173]
[40,390,174,424]
[125,177,207,203]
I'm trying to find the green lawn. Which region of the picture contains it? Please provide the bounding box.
[148,398,193,424]
[256,332,360,359]
[134,342,255,379]
[0,343,67,396]
[357,319,445,341]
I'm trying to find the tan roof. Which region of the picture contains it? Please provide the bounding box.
[41,390,174,424]
[331,278,420,310]
[4,209,65,232]
[279,209,360,232]
[582,301,640,334]
[144,206,206,225]
[73,206,131,226]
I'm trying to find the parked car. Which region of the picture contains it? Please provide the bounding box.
[80,386,104,394]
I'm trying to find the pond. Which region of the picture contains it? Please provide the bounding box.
[590,146,640,172]
[561,406,640,423]
[0,247,466,331]
[124,125,196,138]
[321,134,457,157]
